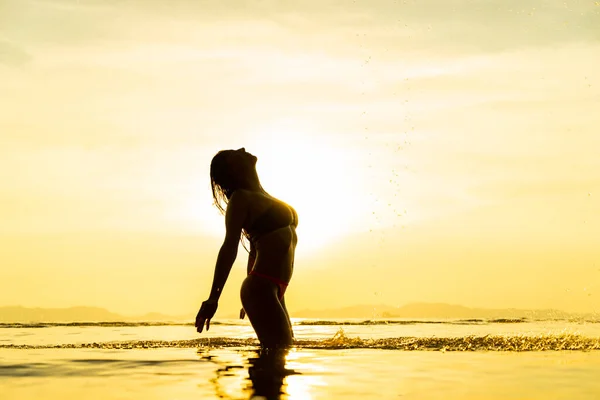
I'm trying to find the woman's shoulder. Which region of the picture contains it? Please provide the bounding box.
[228,190,253,209]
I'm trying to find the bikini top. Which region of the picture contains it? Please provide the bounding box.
[245,201,298,243]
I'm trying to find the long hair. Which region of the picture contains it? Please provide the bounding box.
[210,150,237,215]
[209,150,257,252]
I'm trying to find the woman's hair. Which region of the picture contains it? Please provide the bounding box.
[210,150,237,215]
[210,149,255,252]
[209,149,263,253]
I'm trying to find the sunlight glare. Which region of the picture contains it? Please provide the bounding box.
[248,120,371,252]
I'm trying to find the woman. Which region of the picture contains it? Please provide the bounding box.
[195,147,298,348]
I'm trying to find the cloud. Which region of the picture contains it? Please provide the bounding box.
[3,0,598,54]
[0,39,31,66]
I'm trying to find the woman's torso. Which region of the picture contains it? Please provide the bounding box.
[242,190,298,283]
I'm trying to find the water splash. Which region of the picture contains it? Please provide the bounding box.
[2,331,599,352]
[309,329,600,351]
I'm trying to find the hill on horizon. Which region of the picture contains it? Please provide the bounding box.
[1,303,594,322]
[292,303,593,320]
[0,306,187,323]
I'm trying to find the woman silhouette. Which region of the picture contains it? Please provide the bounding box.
[195,148,298,348]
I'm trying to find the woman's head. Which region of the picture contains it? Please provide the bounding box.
[210,147,258,213]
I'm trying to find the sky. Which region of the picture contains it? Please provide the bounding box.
[1,0,599,317]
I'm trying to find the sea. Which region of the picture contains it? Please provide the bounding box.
[1,318,600,399]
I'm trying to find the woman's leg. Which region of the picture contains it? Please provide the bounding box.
[279,295,294,339]
[241,275,293,348]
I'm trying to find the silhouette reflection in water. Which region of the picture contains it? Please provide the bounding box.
[247,348,297,399]
[203,347,299,399]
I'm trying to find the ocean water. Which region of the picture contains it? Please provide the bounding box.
[1,318,600,399]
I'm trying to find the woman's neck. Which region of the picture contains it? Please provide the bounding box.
[238,170,264,192]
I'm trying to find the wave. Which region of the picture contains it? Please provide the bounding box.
[296,318,534,325]
[0,322,193,329]
[2,332,599,351]
[2,318,598,329]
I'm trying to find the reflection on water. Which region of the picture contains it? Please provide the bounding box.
[247,349,295,399]
[202,348,303,399]
[2,322,600,399]
[2,347,600,400]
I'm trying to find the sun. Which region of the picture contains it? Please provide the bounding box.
[245,120,371,253]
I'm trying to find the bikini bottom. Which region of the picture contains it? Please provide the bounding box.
[248,270,288,301]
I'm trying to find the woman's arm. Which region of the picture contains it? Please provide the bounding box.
[196,191,248,332]
[207,191,247,301]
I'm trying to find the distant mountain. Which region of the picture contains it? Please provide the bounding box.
[293,303,591,320]
[0,306,188,323]
[1,303,594,322]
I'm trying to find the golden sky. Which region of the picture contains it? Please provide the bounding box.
[1,0,599,317]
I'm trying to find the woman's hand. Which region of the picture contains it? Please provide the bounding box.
[239,307,246,320]
[195,299,218,333]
